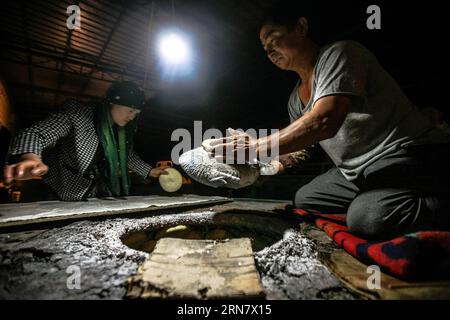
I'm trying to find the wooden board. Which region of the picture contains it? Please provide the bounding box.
[126,238,265,299]
[0,195,231,228]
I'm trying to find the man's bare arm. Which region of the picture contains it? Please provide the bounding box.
[257,95,352,156]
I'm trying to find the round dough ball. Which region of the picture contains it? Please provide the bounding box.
[158,168,183,192]
[155,225,190,239]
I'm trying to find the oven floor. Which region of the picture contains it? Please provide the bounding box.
[0,197,358,299]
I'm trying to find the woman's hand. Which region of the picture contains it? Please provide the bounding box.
[3,153,49,185]
[148,167,170,179]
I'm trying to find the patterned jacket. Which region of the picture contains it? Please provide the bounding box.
[8,100,153,201]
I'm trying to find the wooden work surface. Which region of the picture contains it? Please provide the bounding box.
[126,238,265,299]
[0,195,231,229]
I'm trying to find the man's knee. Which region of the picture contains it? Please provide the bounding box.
[294,184,317,211]
[347,189,426,239]
[347,191,390,239]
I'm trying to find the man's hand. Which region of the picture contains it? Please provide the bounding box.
[3,153,48,185]
[275,149,312,174]
[268,159,285,174]
[148,166,170,179]
[204,128,258,163]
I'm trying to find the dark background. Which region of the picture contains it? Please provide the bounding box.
[0,0,448,200]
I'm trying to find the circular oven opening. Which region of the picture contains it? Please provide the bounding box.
[121,212,292,253]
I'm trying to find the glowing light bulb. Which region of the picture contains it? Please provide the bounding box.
[158,32,190,66]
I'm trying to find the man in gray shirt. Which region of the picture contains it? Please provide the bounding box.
[211,3,450,239]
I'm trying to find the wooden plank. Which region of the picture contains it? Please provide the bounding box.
[0,195,231,229]
[126,238,265,299]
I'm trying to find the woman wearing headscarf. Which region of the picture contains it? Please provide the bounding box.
[3,81,168,201]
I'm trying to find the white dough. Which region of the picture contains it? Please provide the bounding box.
[158,168,183,192]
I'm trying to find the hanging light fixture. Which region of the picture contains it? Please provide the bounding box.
[158,31,191,67]
[156,0,195,78]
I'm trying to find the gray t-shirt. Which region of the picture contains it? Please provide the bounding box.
[288,40,448,181]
